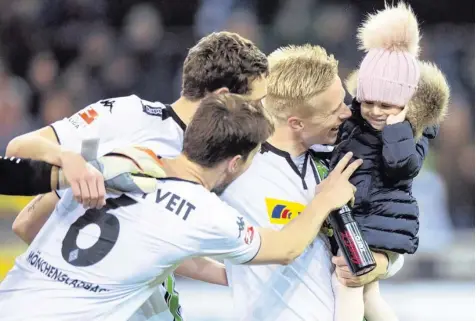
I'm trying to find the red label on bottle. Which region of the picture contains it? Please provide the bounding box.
[340,230,363,265]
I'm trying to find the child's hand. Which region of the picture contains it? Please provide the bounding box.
[386,105,409,125]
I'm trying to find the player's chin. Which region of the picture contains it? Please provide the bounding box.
[326,128,339,144]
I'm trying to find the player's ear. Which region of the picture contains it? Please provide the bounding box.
[227,155,242,173]
[287,116,304,132]
[213,87,230,95]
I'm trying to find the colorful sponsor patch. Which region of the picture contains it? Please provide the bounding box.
[265,198,305,225]
[68,106,99,128]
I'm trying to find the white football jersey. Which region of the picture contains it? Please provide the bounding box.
[51,95,186,320]
[50,94,185,159]
[0,180,261,320]
[222,143,335,321]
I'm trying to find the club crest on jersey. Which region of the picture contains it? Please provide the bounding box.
[142,101,163,117]
[265,198,305,225]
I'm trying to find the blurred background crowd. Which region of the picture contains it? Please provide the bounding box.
[0,0,473,320]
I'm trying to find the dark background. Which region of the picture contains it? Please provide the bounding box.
[0,1,473,319]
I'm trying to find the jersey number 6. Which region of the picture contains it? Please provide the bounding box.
[61,195,137,267]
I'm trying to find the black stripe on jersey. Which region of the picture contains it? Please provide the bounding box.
[157,177,201,185]
[310,160,321,184]
[49,125,61,145]
[163,104,186,131]
[309,150,332,185]
[260,142,309,190]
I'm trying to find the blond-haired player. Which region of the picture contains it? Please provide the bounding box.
[221,44,404,321]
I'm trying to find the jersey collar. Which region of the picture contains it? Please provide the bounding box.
[164,105,187,131]
[157,177,200,185]
[260,142,310,190]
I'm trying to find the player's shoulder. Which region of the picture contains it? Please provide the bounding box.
[169,182,240,228]
[203,192,246,233]
[93,95,166,113]
[179,181,225,210]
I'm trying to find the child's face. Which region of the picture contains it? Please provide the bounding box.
[360,101,404,130]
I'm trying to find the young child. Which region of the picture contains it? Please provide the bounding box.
[329,2,450,321]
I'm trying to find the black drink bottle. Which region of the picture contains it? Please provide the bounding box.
[327,204,376,276]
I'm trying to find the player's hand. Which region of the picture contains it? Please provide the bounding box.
[315,152,362,211]
[332,251,389,287]
[59,150,106,209]
[90,146,166,194]
[386,105,409,125]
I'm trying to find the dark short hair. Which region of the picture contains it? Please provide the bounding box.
[181,32,268,100]
[183,94,274,168]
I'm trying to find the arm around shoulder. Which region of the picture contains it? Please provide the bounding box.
[221,153,360,266]
[247,152,361,265]
[6,126,63,166]
[247,195,333,265]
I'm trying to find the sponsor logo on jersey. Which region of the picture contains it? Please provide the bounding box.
[78,107,99,124]
[99,99,115,113]
[68,114,88,129]
[142,101,163,117]
[244,226,254,245]
[265,198,305,225]
[68,106,98,128]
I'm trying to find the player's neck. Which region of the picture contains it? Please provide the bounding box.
[161,155,222,191]
[267,125,307,157]
[170,97,200,126]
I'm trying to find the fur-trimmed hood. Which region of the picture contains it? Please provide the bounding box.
[345,61,450,138]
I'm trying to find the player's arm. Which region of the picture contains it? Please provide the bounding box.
[6,98,133,163]
[6,125,105,208]
[175,258,228,286]
[217,153,360,266]
[0,156,59,196]
[0,148,163,197]
[249,197,332,265]
[12,192,59,244]
[332,250,404,287]
[5,97,138,208]
[6,126,64,166]
[9,149,165,245]
[247,153,361,265]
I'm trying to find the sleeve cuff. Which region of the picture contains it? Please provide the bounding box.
[48,124,61,145]
[380,250,405,279]
[382,121,414,143]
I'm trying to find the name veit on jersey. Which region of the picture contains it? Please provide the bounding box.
[0,179,260,320]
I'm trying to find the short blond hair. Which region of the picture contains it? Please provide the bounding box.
[265,44,338,121]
